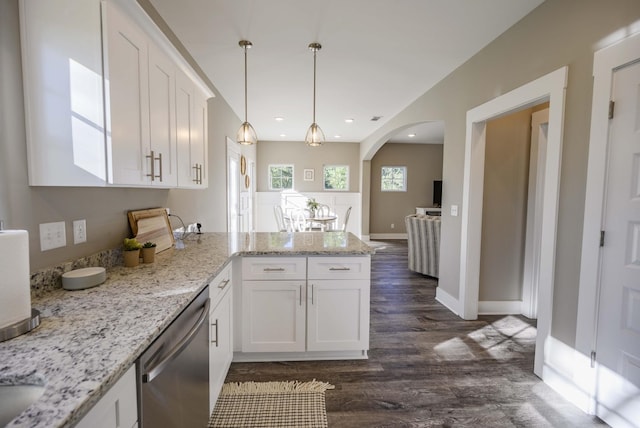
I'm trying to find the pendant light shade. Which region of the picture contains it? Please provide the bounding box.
[305,42,324,147]
[237,40,257,145]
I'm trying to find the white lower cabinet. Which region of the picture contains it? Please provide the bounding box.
[209,264,233,414]
[239,256,370,358]
[242,281,306,352]
[306,279,370,351]
[75,365,138,428]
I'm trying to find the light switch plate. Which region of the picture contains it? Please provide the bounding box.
[73,219,87,244]
[40,221,66,251]
[451,205,459,216]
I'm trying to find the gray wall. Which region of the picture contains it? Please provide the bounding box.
[0,0,243,270]
[256,141,360,192]
[359,0,640,346]
[370,143,443,234]
[479,109,533,301]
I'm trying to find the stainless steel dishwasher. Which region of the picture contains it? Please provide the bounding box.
[137,286,210,428]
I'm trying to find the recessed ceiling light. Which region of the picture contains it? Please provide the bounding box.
[334,135,342,139]
[274,117,284,121]
[408,133,416,138]
[345,118,354,123]
[280,133,287,137]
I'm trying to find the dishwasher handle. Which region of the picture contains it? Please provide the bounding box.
[142,297,211,383]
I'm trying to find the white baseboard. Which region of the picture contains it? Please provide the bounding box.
[478,300,523,315]
[435,287,460,317]
[369,233,407,240]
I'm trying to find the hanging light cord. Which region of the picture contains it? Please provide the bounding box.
[243,44,249,123]
[312,47,317,123]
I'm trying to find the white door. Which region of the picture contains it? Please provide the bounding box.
[595,60,640,428]
[227,139,241,233]
[522,108,549,319]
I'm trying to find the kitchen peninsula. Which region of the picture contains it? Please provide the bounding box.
[0,232,373,428]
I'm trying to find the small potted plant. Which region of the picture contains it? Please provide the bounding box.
[123,237,142,267]
[141,241,157,264]
[306,198,319,218]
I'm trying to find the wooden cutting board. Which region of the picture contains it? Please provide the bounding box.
[127,208,174,253]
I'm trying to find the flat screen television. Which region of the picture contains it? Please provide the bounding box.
[433,180,442,207]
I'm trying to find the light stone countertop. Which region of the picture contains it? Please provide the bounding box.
[0,232,373,428]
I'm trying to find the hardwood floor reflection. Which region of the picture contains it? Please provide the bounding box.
[225,239,605,427]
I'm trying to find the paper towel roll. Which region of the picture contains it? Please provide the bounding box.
[0,230,31,329]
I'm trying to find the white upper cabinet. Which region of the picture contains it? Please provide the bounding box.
[19,0,212,187]
[176,70,208,188]
[147,44,178,187]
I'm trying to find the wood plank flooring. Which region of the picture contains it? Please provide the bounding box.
[225,240,605,427]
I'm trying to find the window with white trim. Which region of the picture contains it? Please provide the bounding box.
[381,166,407,191]
[269,164,294,190]
[323,165,349,191]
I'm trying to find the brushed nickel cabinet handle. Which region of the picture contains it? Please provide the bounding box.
[157,152,163,181]
[146,150,156,181]
[211,319,219,347]
[299,285,303,306]
[263,267,285,272]
[329,267,351,271]
[218,279,230,289]
[311,284,315,305]
[193,164,199,183]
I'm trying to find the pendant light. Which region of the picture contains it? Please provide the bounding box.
[237,40,257,145]
[305,42,325,147]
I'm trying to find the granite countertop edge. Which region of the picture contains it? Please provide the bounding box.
[1,232,373,428]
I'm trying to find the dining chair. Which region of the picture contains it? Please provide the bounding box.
[273,205,288,232]
[327,206,351,232]
[291,209,310,232]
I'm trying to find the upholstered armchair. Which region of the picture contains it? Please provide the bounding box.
[405,214,441,278]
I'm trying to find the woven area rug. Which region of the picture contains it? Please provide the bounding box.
[209,380,334,428]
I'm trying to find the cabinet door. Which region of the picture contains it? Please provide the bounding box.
[210,288,232,413]
[103,1,150,186]
[242,281,305,352]
[147,44,177,187]
[75,365,137,428]
[191,89,208,188]
[175,71,195,187]
[307,279,370,352]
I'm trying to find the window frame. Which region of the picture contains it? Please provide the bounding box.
[268,164,294,190]
[380,166,407,192]
[323,165,350,191]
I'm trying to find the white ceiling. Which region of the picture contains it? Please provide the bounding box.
[149,0,544,144]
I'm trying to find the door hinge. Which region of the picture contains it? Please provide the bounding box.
[600,230,605,247]
[608,100,615,119]
[590,350,597,368]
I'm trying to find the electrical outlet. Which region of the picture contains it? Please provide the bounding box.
[451,205,459,216]
[40,221,66,251]
[390,223,395,229]
[73,219,87,244]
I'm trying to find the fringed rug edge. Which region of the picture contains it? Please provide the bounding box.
[220,379,335,395]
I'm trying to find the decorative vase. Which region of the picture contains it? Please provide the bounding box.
[123,249,140,267]
[141,246,156,263]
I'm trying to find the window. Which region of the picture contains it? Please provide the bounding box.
[323,165,349,191]
[381,166,407,191]
[269,164,294,190]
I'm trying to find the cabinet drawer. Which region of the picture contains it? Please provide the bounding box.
[209,262,232,304]
[242,257,306,280]
[308,256,370,280]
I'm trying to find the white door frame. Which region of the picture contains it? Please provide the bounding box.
[459,67,568,378]
[522,108,549,319]
[576,31,640,416]
[226,137,241,233]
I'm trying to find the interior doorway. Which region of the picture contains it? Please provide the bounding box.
[459,67,568,378]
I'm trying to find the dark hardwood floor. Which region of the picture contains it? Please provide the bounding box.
[225,240,605,427]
